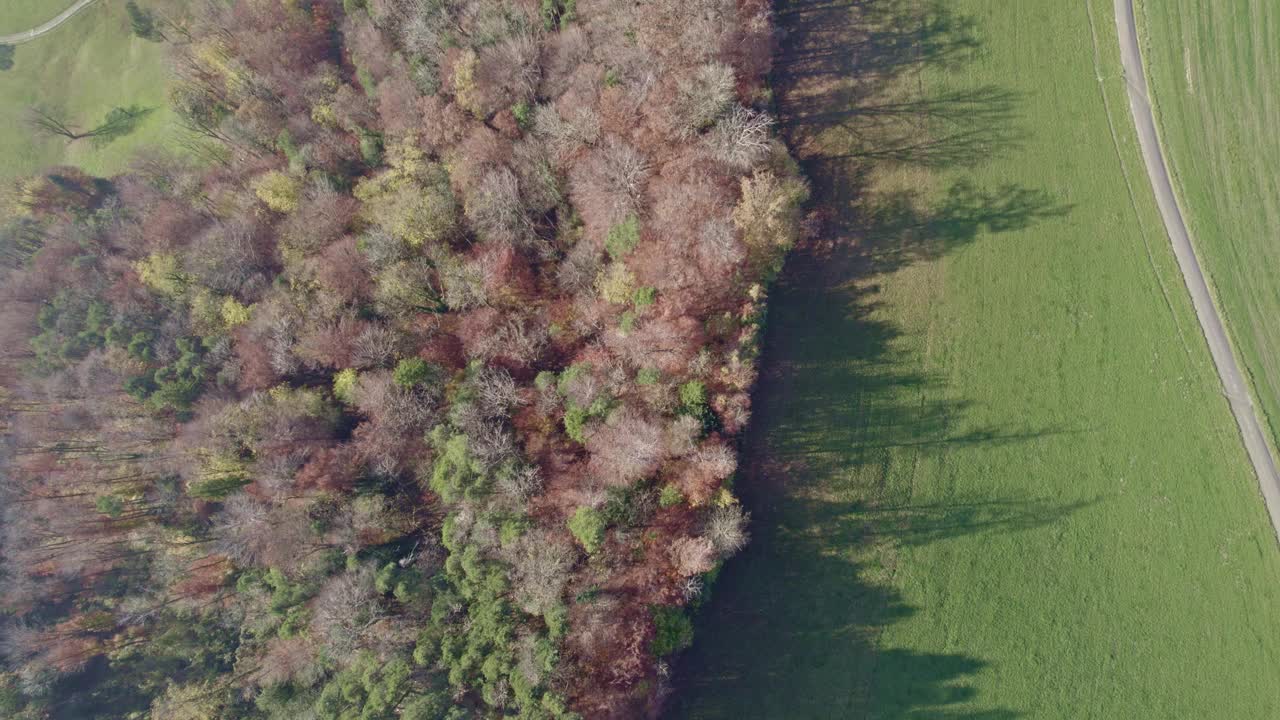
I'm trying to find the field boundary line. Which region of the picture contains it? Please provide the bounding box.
[1114,0,1280,545]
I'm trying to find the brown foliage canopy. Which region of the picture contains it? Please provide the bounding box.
[0,0,806,716]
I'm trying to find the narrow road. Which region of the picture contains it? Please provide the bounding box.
[1114,0,1280,543]
[0,0,101,46]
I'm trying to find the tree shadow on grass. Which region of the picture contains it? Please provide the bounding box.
[669,0,1078,717]
[90,105,156,148]
[669,253,1090,718]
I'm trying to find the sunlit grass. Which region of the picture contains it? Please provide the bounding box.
[0,0,178,179]
[1137,0,1280,456]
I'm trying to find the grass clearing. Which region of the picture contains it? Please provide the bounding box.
[0,0,178,179]
[1136,0,1280,457]
[672,0,1280,717]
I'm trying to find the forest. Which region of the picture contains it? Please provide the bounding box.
[0,0,806,717]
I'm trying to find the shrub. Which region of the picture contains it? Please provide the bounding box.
[393,357,434,387]
[513,101,532,129]
[679,380,707,410]
[567,507,605,554]
[221,297,251,328]
[540,0,576,29]
[602,483,654,527]
[276,129,303,171]
[359,130,384,167]
[650,606,694,656]
[633,286,656,308]
[95,495,125,518]
[545,603,568,640]
[535,370,557,391]
[333,368,359,404]
[605,213,640,261]
[659,484,684,508]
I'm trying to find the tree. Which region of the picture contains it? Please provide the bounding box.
[252,171,302,213]
[669,535,715,577]
[356,165,458,247]
[0,45,14,72]
[213,495,314,569]
[392,358,435,388]
[733,168,810,279]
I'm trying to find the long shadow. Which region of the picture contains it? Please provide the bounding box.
[669,0,1076,717]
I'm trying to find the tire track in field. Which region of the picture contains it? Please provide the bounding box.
[1084,0,1193,362]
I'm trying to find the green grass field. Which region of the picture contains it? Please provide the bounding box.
[673,0,1280,717]
[0,0,178,179]
[1135,0,1280,458]
[0,0,69,34]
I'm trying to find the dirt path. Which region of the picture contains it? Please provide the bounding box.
[1114,0,1280,543]
[0,0,101,46]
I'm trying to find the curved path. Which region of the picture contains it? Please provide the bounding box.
[0,0,101,46]
[1114,0,1280,543]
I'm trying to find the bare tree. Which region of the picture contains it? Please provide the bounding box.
[673,63,735,137]
[353,323,404,368]
[465,167,529,246]
[473,366,521,419]
[706,504,750,556]
[586,408,665,486]
[496,464,544,506]
[213,494,312,569]
[504,530,573,615]
[708,105,774,170]
[313,565,385,657]
[534,103,600,163]
[669,535,715,577]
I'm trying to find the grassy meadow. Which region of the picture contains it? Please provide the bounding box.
[672,0,1280,717]
[0,0,178,179]
[1135,0,1280,457]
